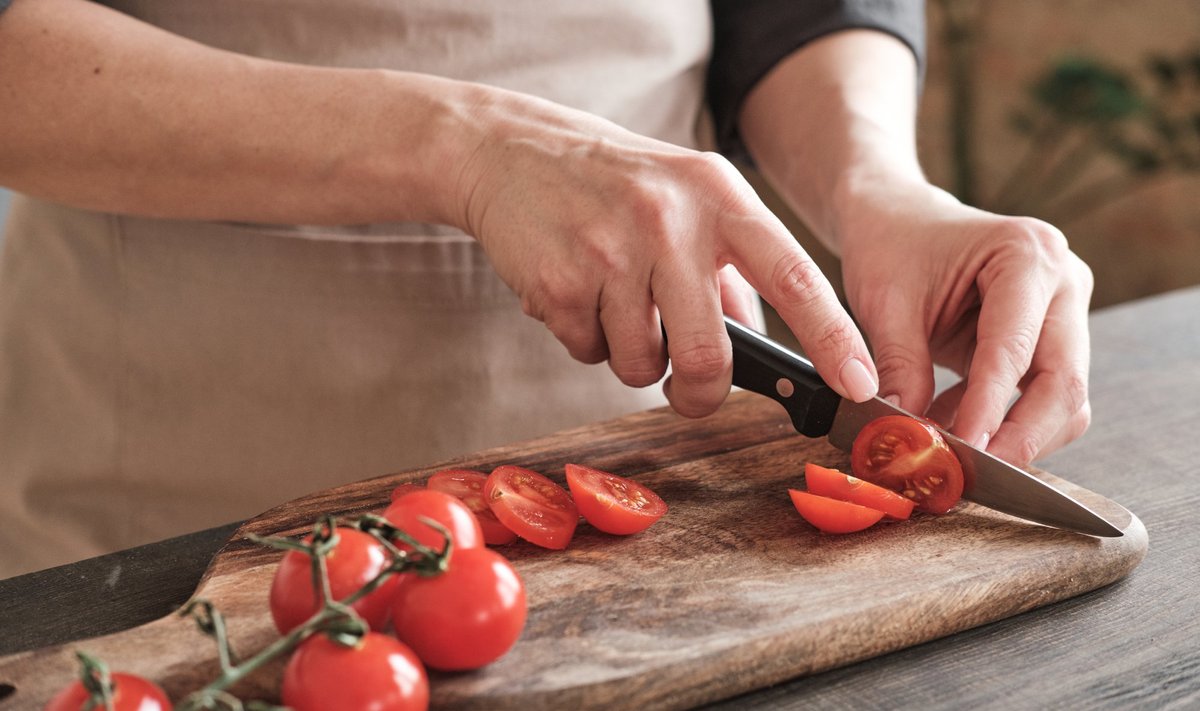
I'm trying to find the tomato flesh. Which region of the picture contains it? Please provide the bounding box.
[804,462,914,520]
[390,546,527,671]
[282,633,429,711]
[269,527,400,635]
[850,415,965,514]
[427,469,519,546]
[789,489,885,534]
[565,463,667,535]
[382,488,484,554]
[484,465,578,549]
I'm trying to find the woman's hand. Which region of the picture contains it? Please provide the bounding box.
[836,178,1094,466]
[451,89,880,418]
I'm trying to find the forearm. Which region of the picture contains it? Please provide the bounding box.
[738,29,925,253]
[0,0,479,226]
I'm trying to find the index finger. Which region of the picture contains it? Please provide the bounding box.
[724,213,878,403]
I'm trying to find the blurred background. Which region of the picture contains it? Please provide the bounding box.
[3,1,1197,310]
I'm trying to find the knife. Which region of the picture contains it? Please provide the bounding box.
[723,316,1123,537]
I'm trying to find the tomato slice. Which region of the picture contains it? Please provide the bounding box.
[788,489,885,534]
[804,462,914,520]
[427,469,519,546]
[483,465,578,549]
[849,415,965,514]
[389,482,425,501]
[564,463,667,535]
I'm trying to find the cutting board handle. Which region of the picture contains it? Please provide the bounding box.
[724,317,840,438]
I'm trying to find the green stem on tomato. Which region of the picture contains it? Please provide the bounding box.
[75,651,116,711]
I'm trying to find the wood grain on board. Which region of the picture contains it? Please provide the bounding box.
[0,392,1147,710]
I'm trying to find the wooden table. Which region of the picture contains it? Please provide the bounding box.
[2,286,1197,709]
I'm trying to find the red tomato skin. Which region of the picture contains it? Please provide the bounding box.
[427,469,519,546]
[390,547,527,671]
[282,633,428,711]
[804,462,914,520]
[382,489,484,553]
[389,482,425,501]
[564,463,667,535]
[850,415,965,514]
[789,489,886,534]
[484,466,578,550]
[268,527,400,635]
[44,672,172,711]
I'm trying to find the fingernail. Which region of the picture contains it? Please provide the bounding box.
[883,393,901,407]
[973,431,990,450]
[839,358,878,403]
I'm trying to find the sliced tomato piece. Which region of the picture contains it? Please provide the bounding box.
[850,415,965,514]
[428,469,518,546]
[789,489,885,534]
[564,463,667,535]
[389,482,425,501]
[804,462,914,520]
[484,465,578,550]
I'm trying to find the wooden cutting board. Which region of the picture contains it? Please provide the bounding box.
[0,392,1147,710]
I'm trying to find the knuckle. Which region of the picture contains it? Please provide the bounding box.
[669,339,730,385]
[995,217,1069,269]
[872,342,923,381]
[770,254,829,308]
[614,353,667,387]
[1059,371,1090,416]
[1072,401,1093,438]
[1015,432,1042,466]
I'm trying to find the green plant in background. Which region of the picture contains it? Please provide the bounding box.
[935,0,1200,224]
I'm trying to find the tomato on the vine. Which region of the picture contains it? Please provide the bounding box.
[850,415,964,514]
[788,489,885,534]
[565,463,667,535]
[44,672,172,711]
[390,546,526,671]
[382,489,484,553]
[268,527,399,635]
[804,462,914,520]
[427,469,518,546]
[483,465,578,549]
[282,632,428,711]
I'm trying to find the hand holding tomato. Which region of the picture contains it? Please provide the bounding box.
[835,180,1092,467]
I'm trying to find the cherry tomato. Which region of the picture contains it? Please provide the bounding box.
[564,463,667,535]
[268,527,400,635]
[789,489,885,534]
[282,632,428,711]
[382,489,484,554]
[850,415,965,514]
[804,462,914,520]
[390,547,526,671]
[389,482,425,501]
[427,469,518,545]
[44,672,172,711]
[483,465,578,549]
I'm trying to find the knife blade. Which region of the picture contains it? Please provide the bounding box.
[724,316,1123,537]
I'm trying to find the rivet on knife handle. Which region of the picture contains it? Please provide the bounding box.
[724,317,841,437]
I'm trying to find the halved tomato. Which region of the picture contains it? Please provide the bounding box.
[804,462,914,520]
[565,463,667,535]
[484,466,578,549]
[788,489,885,534]
[428,469,519,546]
[850,415,964,514]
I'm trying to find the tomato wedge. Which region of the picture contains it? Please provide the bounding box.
[850,415,965,514]
[789,489,885,534]
[484,465,578,549]
[804,462,914,520]
[564,463,667,535]
[427,469,519,546]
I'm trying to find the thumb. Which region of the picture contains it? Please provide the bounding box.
[863,306,936,416]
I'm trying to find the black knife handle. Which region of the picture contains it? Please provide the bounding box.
[724,316,841,437]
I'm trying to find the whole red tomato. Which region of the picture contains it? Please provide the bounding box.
[383,489,484,554]
[282,632,428,711]
[390,547,526,671]
[44,672,171,711]
[269,527,400,634]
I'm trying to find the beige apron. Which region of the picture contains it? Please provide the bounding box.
[0,0,712,577]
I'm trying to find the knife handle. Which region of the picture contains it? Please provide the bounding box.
[724,316,841,438]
